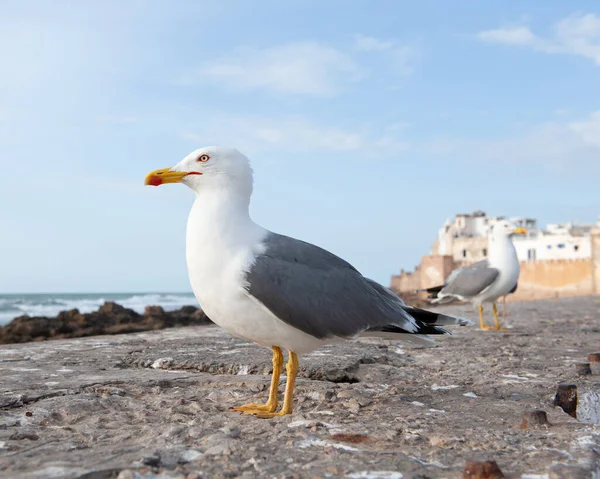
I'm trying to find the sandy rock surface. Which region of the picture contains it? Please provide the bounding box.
[1,297,599,478]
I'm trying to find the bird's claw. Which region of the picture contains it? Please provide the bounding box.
[231,402,277,413]
[242,409,289,419]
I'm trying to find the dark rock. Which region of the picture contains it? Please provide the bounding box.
[463,460,505,479]
[554,383,578,418]
[575,362,592,376]
[98,302,129,315]
[520,409,549,429]
[145,305,166,317]
[0,302,211,345]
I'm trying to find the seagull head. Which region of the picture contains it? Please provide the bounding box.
[491,220,527,239]
[144,146,253,196]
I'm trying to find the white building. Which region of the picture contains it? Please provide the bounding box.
[433,211,594,263]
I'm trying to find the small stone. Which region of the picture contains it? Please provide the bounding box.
[463,460,505,479]
[9,432,39,441]
[151,357,174,369]
[141,453,161,467]
[204,442,232,456]
[343,398,361,414]
[220,425,241,438]
[520,410,549,429]
[25,411,33,417]
[575,362,592,376]
[117,471,135,479]
[180,449,203,463]
[553,383,578,418]
[587,352,600,363]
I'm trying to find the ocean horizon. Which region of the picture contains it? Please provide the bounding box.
[0,292,199,326]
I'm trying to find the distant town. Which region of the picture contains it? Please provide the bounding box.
[391,211,600,302]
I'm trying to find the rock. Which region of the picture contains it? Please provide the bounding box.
[145,305,166,317]
[553,383,578,418]
[587,352,600,363]
[520,409,549,429]
[463,460,505,478]
[141,453,161,467]
[98,302,128,315]
[0,302,212,345]
[575,362,592,376]
[576,391,600,425]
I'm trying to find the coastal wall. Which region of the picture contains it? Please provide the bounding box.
[390,253,599,301]
[509,259,594,301]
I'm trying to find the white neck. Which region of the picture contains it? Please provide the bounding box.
[184,188,268,310]
[488,234,517,268]
[186,189,261,253]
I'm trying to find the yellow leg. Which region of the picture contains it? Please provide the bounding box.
[478,305,491,330]
[492,303,507,330]
[231,346,284,413]
[244,351,298,419]
[502,296,508,317]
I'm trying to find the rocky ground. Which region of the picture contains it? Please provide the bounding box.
[0,297,599,478]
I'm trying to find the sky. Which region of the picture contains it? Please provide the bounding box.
[1,0,599,293]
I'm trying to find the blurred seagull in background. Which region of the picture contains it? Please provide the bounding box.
[423,220,525,330]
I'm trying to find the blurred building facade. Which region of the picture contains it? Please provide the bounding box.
[391,211,600,301]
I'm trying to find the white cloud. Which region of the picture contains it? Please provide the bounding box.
[477,26,542,48]
[427,110,600,170]
[188,36,417,96]
[354,34,397,52]
[193,42,359,96]
[182,116,409,157]
[353,34,418,78]
[477,13,600,65]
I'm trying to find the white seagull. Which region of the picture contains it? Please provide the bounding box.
[145,146,471,418]
[424,220,525,330]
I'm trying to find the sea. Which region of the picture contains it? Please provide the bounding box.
[0,293,199,326]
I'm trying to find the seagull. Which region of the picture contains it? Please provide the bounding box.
[424,220,525,330]
[145,147,471,418]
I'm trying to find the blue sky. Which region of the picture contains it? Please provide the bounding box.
[1,0,599,293]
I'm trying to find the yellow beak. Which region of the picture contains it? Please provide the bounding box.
[513,227,527,235]
[144,168,200,186]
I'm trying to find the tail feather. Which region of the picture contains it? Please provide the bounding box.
[360,277,474,342]
[416,284,444,295]
[431,295,461,305]
[403,305,473,327]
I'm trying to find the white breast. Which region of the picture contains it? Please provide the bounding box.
[475,236,520,304]
[185,197,326,354]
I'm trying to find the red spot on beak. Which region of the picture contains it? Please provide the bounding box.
[147,175,163,186]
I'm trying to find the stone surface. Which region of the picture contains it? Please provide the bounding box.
[0,297,599,478]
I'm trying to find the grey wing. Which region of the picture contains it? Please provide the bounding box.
[439,260,499,298]
[245,233,419,339]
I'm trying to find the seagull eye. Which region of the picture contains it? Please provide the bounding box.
[197,154,210,163]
